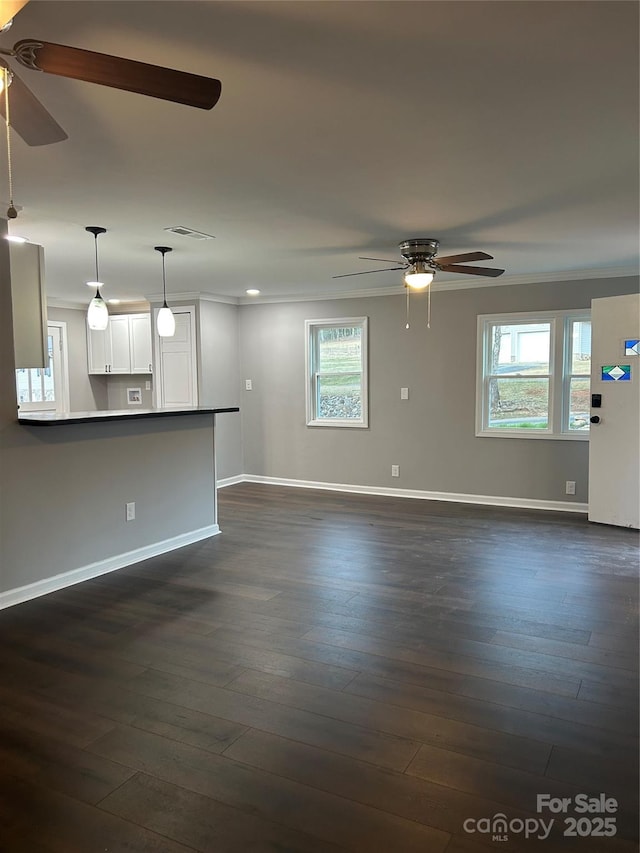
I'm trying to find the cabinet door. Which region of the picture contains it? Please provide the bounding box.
[87,326,110,374]
[129,314,153,374]
[109,316,131,373]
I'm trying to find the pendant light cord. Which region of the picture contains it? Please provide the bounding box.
[3,67,16,218]
[94,233,100,282]
[155,246,172,307]
[162,254,168,307]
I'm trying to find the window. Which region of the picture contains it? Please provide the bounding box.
[305,317,368,427]
[15,322,69,413]
[476,311,591,439]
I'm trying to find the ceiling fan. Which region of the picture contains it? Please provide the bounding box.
[333,238,505,286]
[0,5,222,146]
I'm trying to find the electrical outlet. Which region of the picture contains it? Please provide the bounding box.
[565,481,576,495]
[145,380,151,391]
[391,465,400,477]
[245,379,252,390]
[400,387,409,400]
[125,501,136,521]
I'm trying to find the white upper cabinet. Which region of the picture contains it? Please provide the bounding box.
[87,313,152,375]
[129,314,153,374]
[108,316,131,374]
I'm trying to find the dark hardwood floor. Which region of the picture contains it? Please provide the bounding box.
[0,483,638,852]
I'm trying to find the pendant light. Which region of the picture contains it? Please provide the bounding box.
[155,246,175,337]
[85,226,109,331]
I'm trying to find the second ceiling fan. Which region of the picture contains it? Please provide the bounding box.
[0,4,222,146]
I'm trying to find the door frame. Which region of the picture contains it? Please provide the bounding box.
[152,304,198,409]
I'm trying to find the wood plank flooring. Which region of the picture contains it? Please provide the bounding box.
[0,483,638,852]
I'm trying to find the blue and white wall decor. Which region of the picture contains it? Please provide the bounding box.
[601,365,631,381]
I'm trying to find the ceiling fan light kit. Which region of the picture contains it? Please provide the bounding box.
[404,260,434,289]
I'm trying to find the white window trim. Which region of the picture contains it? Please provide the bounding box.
[476,309,590,441]
[305,316,369,428]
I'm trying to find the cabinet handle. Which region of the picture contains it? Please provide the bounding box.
[149,363,152,372]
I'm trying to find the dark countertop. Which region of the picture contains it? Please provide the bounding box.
[18,406,240,426]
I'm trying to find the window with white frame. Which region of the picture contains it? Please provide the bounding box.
[305,317,368,427]
[476,310,591,439]
[15,322,70,413]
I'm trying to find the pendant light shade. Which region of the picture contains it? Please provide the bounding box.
[155,246,175,337]
[85,226,109,330]
[157,304,176,337]
[87,291,109,330]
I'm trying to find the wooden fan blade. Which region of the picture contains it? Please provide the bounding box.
[435,251,493,265]
[13,40,222,110]
[0,59,67,145]
[332,267,406,279]
[0,0,29,30]
[437,263,505,277]
[359,256,405,264]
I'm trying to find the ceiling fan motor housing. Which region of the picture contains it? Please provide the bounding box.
[399,238,439,265]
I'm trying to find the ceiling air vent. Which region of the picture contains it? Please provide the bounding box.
[164,226,215,240]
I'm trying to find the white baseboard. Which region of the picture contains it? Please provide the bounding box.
[239,474,589,514]
[1,478,587,612]
[217,474,245,489]
[0,524,220,611]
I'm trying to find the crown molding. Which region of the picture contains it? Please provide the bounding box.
[47,297,86,310]
[144,291,239,306]
[48,297,151,312]
[47,266,639,309]
[237,265,639,304]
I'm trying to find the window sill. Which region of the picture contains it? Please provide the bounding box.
[476,429,589,441]
[307,419,368,429]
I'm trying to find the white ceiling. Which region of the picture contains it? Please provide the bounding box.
[2,0,638,305]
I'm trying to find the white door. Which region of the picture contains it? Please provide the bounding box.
[157,309,198,408]
[588,293,640,528]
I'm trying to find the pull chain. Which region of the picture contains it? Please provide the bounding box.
[3,67,17,218]
[405,285,410,329]
[427,283,431,329]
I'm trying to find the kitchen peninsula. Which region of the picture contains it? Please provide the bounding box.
[4,405,240,609]
[18,405,239,426]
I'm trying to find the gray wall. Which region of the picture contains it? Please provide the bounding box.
[49,305,157,411]
[107,376,154,410]
[47,306,108,411]
[197,300,243,480]
[1,222,219,595]
[239,276,638,504]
